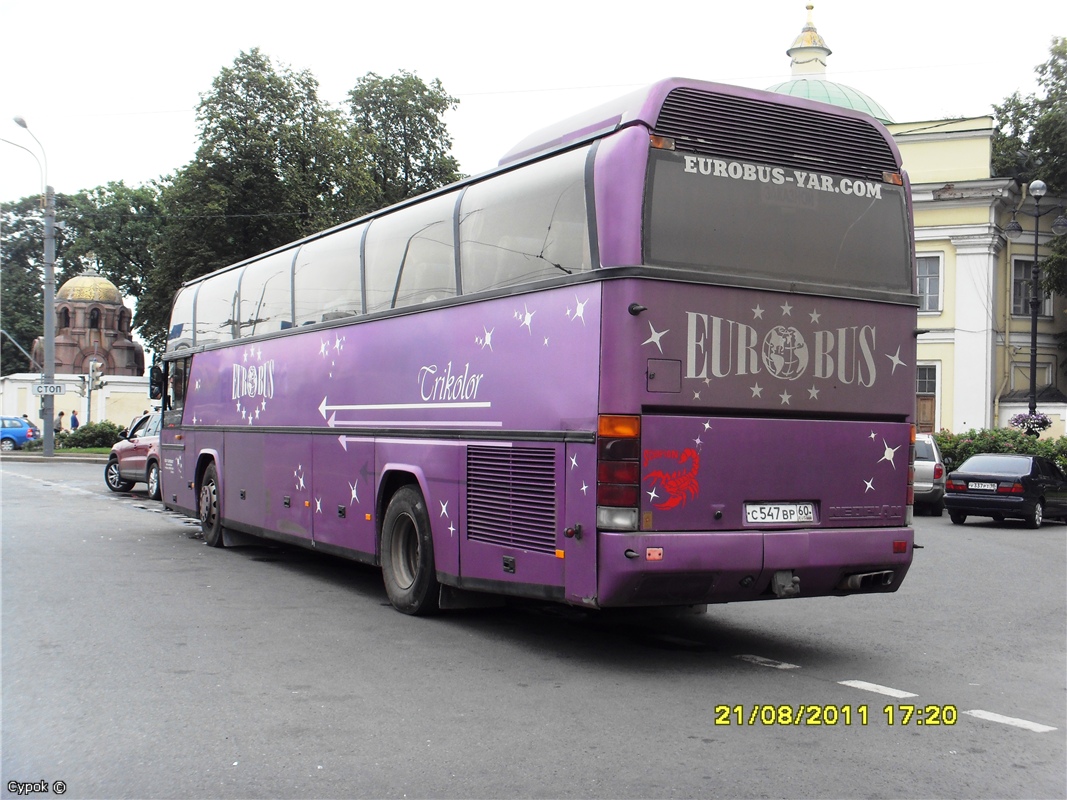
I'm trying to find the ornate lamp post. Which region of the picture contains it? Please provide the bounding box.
[1004,179,1067,416]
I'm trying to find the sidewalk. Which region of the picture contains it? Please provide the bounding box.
[1,451,109,464]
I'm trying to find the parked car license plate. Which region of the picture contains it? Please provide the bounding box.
[745,502,815,524]
[969,482,997,491]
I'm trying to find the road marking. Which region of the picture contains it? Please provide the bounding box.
[963,709,1058,733]
[838,680,918,698]
[736,654,800,669]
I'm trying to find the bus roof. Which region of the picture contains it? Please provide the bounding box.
[497,76,898,166]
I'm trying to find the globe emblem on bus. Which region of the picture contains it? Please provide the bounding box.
[761,326,809,380]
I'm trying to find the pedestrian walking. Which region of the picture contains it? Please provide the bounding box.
[70,410,80,430]
[55,411,65,433]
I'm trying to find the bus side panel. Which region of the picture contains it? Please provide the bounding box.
[160,415,194,513]
[260,433,313,540]
[311,435,377,558]
[563,440,599,606]
[222,430,266,532]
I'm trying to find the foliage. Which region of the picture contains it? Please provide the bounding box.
[24,421,123,450]
[347,70,462,207]
[1008,412,1052,434]
[2,51,461,356]
[1,194,89,375]
[135,49,379,352]
[64,182,165,301]
[934,426,1067,473]
[992,36,1067,294]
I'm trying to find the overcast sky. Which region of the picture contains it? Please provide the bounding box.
[1,0,1064,204]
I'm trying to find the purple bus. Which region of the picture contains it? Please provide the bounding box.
[158,78,917,615]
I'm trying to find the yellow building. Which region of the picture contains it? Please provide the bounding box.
[773,6,1067,435]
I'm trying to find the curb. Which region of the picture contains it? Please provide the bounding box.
[1,453,109,464]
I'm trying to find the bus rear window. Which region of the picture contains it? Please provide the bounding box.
[645,150,912,294]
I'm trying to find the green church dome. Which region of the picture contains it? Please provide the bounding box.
[768,4,894,124]
[766,78,894,123]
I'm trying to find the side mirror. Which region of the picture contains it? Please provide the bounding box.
[149,365,164,400]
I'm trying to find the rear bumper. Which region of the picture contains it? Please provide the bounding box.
[944,494,1035,519]
[596,527,914,607]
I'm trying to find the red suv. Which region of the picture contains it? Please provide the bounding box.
[104,413,162,499]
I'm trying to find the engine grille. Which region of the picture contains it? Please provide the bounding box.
[467,446,557,554]
[654,87,898,181]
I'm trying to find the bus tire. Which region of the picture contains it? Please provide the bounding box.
[381,485,440,615]
[147,461,162,501]
[199,463,225,548]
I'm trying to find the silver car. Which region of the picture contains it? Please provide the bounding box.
[914,433,946,515]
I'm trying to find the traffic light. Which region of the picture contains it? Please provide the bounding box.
[89,361,106,390]
[77,375,87,397]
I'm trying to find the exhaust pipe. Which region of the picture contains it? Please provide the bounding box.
[840,570,895,591]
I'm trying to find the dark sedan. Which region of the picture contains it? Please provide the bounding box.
[945,453,1067,528]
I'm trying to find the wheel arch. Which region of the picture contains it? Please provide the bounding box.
[195,449,222,514]
[376,465,428,561]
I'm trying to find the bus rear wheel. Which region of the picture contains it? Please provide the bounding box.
[199,463,225,548]
[381,486,440,615]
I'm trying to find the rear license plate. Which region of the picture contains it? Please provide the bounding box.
[969,482,997,491]
[745,502,815,524]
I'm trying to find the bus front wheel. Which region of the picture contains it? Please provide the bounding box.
[199,463,225,548]
[381,486,440,615]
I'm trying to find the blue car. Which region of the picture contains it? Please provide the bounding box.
[1,416,40,451]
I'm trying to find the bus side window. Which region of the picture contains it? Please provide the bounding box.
[460,146,592,294]
[169,358,189,412]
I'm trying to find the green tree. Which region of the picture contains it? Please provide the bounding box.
[64,181,164,301]
[992,36,1067,292]
[347,70,461,206]
[1,194,87,375]
[137,49,376,352]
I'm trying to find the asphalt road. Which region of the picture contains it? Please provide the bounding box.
[2,459,1064,799]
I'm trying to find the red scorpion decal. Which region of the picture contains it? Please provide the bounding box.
[644,447,700,510]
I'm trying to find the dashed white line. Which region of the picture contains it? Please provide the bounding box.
[963,710,1058,733]
[838,680,918,698]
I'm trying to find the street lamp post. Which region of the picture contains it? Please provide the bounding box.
[12,116,57,457]
[1005,179,1067,416]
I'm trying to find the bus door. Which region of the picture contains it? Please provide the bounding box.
[161,357,194,512]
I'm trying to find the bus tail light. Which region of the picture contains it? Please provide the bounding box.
[906,425,916,522]
[597,415,641,531]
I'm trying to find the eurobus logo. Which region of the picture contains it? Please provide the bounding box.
[232,360,276,401]
[685,312,880,387]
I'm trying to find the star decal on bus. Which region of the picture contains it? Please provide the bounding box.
[864,478,875,492]
[515,303,536,334]
[779,390,792,404]
[885,346,907,374]
[440,500,449,518]
[476,326,494,351]
[752,305,765,319]
[349,480,359,505]
[780,302,793,316]
[878,439,900,469]
[569,295,589,325]
[808,385,820,400]
[809,309,821,324]
[642,321,668,353]
[294,465,306,491]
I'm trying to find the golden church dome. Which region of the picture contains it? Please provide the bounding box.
[56,269,124,305]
